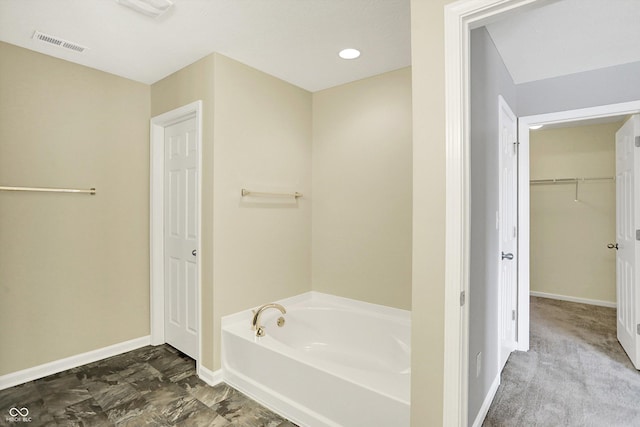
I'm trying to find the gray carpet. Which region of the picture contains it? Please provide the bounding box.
[483,296,640,427]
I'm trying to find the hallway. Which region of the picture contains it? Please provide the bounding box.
[484,297,640,426]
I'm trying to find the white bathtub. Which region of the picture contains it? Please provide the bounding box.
[221,292,410,427]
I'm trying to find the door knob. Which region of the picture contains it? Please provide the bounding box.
[607,243,619,250]
[501,252,514,260]
[192,249,197,257]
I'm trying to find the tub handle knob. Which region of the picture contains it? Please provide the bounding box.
[277,316,285,327]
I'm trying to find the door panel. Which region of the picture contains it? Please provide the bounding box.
[164,117,198,359]
[616,114,640,369]
[169,257,181,325]
[186,261,198,334]
[187,168,197,240]
[169,170,181,238]
[498,96,518,371]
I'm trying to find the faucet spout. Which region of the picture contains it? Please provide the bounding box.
[251,303,286,337]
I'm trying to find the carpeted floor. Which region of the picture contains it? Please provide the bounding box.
[483,296,640,427]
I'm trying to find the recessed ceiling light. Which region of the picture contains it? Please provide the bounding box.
[529,124,544,130]
[339,48,361,60]
[116,0,173,18]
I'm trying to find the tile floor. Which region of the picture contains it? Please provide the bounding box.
[0,345,298,427]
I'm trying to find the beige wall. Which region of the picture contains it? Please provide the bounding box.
[530,123,618,304]
[0,42,150,375]
[153,54,411,371]
[150,55,217,369]
[152,53,313,371]
[1,7,447,422]
[3,42,403,378]
[211,54,312,369]
[410,0,452,424]
[312,67,412,309]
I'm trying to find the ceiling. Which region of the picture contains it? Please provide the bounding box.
[1,0,639,93]
[486,0,640,84]
[0,0,411,92]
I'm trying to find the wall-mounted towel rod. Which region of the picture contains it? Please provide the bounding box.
[530,177,614,202]
[241,188,302,199]
[0,186,96,195]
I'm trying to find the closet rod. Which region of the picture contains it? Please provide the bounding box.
[0,186,96,195]
[529,177,614,202]
[530,177,614,185]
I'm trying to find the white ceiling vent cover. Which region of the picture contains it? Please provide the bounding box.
[33,31,87,53]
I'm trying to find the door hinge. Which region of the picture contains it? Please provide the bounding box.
[460,291,466,307]
[512,310,516,321]
[513,141,519,153]
[635,136,640,148]
[637,324,640,335]
[636,229,640,241]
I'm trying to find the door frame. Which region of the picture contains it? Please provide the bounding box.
[517,100,640,349]
[443,1,540,425]
[150,101,203,371]
[444,0,640,423]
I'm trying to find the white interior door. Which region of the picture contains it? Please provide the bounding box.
[616,114,640,370]
[498,96,518,371]
[164,117,198,359]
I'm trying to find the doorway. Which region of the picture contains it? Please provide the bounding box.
[517,101,640,350]
[443,1,640,424]
[150,101,203,369]
[528,120,619,308]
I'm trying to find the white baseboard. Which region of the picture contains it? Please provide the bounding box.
[0,336,151,390]
[472,373,500,427]
[530,291,616,308]
[198,365,223,387]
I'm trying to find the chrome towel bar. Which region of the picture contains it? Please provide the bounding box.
[241,188,302,199]
[0,186,96,195]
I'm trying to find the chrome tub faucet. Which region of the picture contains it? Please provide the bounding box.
[251,303,286,337]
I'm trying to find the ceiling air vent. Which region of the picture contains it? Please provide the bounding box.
[32,31,87,53]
